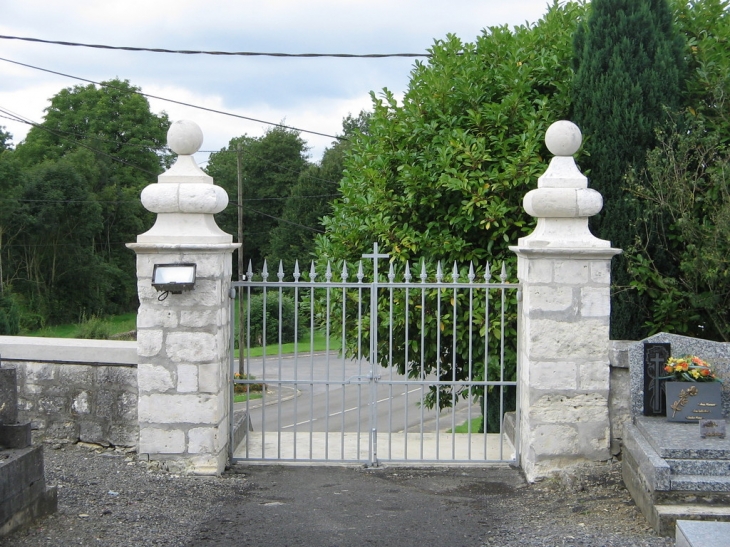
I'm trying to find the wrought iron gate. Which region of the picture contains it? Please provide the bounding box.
[230,244,519,466]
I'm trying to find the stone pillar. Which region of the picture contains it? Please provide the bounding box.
[510,121,621,482]
[127,120,238,475]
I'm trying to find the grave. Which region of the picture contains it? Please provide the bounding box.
[0,362,57,537]
[622,333,730,537]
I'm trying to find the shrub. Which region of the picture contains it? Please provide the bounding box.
[238,292,308,348]
[76,315,112,340]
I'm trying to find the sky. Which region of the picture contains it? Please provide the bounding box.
[0,0,555,165]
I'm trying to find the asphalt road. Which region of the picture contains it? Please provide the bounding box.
[237,352,483,434]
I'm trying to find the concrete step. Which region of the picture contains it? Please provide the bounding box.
[671,474,730,493]
[675,519,730,547]
[654,505,730,537]
[668,459,730,476]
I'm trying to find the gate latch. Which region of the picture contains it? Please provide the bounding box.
[346,372,380,384]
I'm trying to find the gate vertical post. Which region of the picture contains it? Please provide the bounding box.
[510,121,621,482]
[127,120,239,475]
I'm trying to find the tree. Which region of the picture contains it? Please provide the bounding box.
[0,126,12,151]
[6,81,169,326]
[206,126,309,273]
[268,112,371,273]
[571,0,685,340]
[9,160,105,324]
[626,0,730,341]
[14,79,170,188]
[315,2,588,426]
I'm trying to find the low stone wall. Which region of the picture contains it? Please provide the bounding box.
[0,336,137,447]
[608,340,632,456]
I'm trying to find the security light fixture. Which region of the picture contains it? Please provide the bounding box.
[152,263,197,294]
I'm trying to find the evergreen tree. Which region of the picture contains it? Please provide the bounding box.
[571,0,685,340]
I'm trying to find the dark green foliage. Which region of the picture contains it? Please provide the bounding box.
[207,127,309,274]
[0,292,20,335]
[628,118,730,340]
[673,0,730,140]
[315,3,587,418]
[1,80,169,328]
[268,112,370,274]
[571,0,685,339]
[239,292,308,348]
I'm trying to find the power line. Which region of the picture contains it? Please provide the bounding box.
[0,34,431,59]
[0,56,343,140]
[243,206,325,233]
[0,106,160,177]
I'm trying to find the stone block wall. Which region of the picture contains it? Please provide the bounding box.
[0,336,137,447]
[608,340,632,456]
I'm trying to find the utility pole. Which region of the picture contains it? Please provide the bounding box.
[237,143,245,377]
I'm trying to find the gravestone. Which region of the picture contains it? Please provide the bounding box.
[0,361,57,537]
[623,332,730,535]
[630,333,730,419]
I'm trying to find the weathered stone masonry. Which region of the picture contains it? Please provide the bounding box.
[0,336,137,447]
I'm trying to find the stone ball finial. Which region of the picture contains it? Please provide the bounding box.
[167,120,204,156]
[545,120,582,157]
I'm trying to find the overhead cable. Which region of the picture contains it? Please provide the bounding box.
[0,56,343,140]
[0,34,430,58]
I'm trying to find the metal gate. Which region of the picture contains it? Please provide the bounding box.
[230,244,519,466]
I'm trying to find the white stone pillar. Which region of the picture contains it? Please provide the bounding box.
[510,121,621,482]
[127,120,239,475]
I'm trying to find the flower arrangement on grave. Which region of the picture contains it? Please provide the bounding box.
[662,356,722,383]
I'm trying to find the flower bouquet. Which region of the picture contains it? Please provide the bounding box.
[662,356,721,383]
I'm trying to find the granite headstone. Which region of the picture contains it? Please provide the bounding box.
[630,333,730,419]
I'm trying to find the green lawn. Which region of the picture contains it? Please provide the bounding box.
[23,311,335,356]
[23,313,137,339]
[233,392,263,403]
[239,329,334,357]
[449,417,483,434]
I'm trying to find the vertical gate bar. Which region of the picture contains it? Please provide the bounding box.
[340,263,348,459]
[419,260,426,460]
[245,264,253,459]
[451,263,458,460]
[435,261,442,460]
[467,263,475,460]
[499,263,508,460]
[277,265,284,460]
[483,264,490,459]
[357,261,364,459]
[403,262,411,460]
[293,262,300,461]
[261,263,268,459]
[309,263,317,460]
[325,263,332,460]
[387,262,395,460]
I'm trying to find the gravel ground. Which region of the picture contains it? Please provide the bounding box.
[2,442,673,547]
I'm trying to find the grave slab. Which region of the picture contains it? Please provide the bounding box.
[676,519,730,547]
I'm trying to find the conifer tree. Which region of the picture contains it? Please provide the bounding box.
[571,0,685,340]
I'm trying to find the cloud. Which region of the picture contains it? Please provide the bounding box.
[0,0,552,159]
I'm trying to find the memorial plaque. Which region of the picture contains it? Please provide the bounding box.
[665,381,724,422]
[700,419,727,439]
[643,343,670,416]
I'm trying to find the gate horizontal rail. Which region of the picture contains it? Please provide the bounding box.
[230,244,520,467]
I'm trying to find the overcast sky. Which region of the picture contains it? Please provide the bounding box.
[0,0,555,164]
